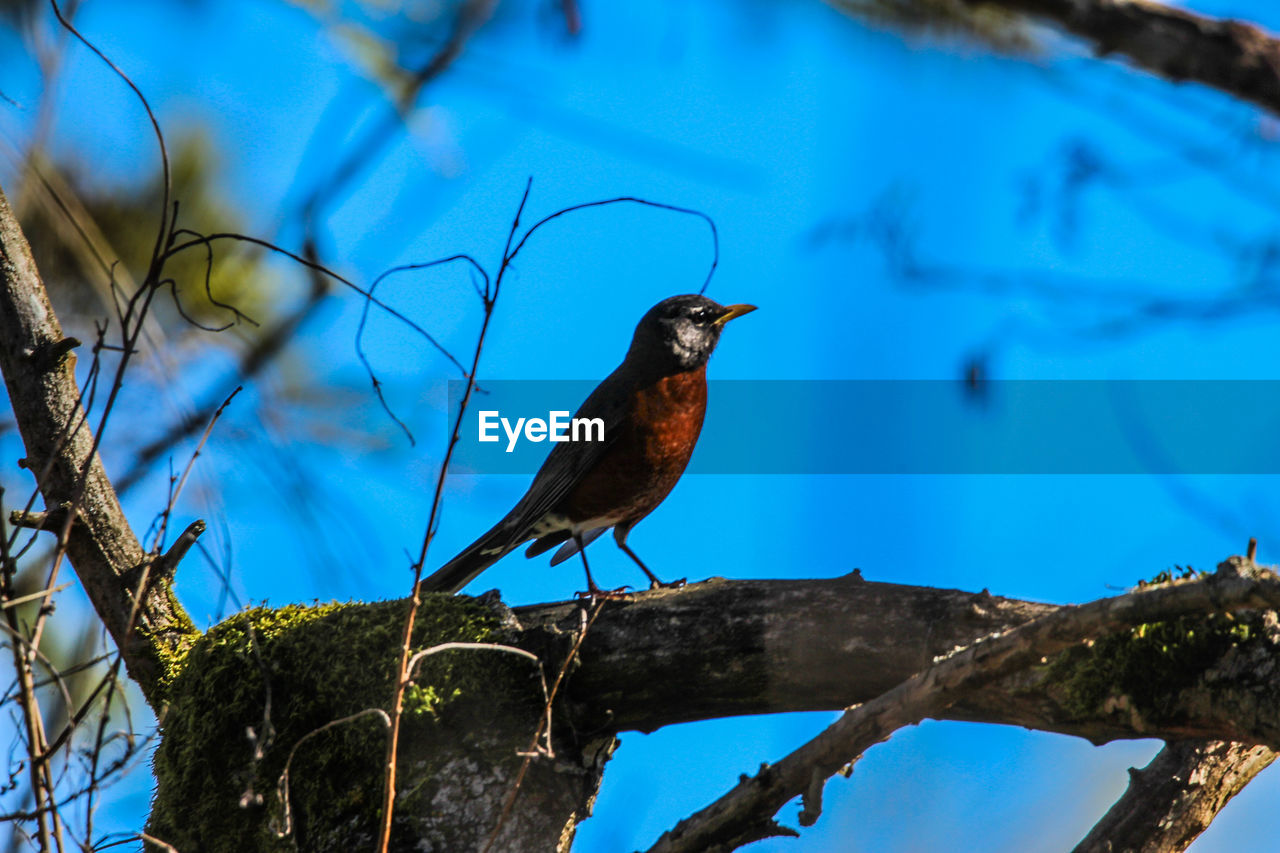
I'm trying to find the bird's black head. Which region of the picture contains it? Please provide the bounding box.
[626,294,756,371]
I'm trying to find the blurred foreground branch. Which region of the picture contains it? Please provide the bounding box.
[964,0,1280,114]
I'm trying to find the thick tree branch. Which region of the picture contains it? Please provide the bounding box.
[641,558,1280,852]
[961,0,1280,115]
[519,573,1057,732]
[519,569,1280,746]
[1073,739,1277,853]
[0,184,195,707]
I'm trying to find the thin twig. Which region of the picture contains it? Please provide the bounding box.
[0,495,55,851]
[374,178,529,853]
[354,257,489,445]
[481,599,605,853]
[272,709,392,839]
[506,196,719,294]
[152,384,241,553]
[0,583,72,609]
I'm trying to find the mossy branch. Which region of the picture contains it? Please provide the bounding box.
[148,595,599,853]
[144,557,1280,850]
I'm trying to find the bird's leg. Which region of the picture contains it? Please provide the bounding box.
[617,541,686,590]
[573,536,631,600]
[576,535,605,597]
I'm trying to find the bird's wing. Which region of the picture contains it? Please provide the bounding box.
[504,367,634,532]
[420,369,634,594]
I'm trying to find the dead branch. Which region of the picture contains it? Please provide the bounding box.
[9,503,74,532]
[1072,740,1277,853]
[642,558,1280,852]
[963,0,1280,115]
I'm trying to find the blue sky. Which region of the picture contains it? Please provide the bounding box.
[3,0,1280,850]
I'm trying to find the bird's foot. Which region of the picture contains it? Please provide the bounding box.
[649,577,687,591]
[575,584,632,601]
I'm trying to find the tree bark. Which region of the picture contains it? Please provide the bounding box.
[1072,740,1277,853]
[960,0,1280,116]
[637,560,1280,853]
[146,596,615,853]
[146,568,1280,851]
[519,573,1280,746]
[0,184,195,706]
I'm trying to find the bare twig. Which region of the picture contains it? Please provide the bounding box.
[116,283,328,496]
[506,196,719,295]
[1,497,56,851]
[481,599,605,853]
[354,256,489,445]
[272,709,392,839]
[375,178,529,853]
[404,641,541,676]
[0,582,72,610]
[82,662,124,847]
[161,231,468,374]
[151,384,241,553]
[9,504,73,532]
[39,657,122,763]
[137,831,179,852]
[150,521,206,583]
[49,0,171,272]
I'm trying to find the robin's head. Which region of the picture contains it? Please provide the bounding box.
[627,294,756,370]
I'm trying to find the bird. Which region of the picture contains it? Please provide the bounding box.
[422,294,756,596]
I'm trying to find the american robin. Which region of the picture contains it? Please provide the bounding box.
[422,294,756,595]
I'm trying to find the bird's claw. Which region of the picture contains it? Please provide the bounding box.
[575,584,632,601]
[649,577,687,590]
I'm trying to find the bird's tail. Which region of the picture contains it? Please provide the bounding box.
[420,519,522,594]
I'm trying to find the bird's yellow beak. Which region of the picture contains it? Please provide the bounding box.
[714,303,758,326]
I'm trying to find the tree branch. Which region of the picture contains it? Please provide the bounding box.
[517,569,1280,746]
[641,558,1280,852]
[1072,739,1277,853]
[0,184,196,707]
[962,0,1280,116]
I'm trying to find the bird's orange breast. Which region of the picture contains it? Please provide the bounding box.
[556,366,708,526]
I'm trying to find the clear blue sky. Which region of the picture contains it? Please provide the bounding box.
[3,0,1280,849]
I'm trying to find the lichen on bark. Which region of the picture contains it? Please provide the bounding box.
[147,593,579,852]
[1044,570,1280,740]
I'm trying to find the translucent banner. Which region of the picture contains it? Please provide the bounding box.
[445,380,1280,474]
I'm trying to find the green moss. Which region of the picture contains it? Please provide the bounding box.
[1048,568,1271,723]
[147,577,202,692]
[149,595,540,852]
